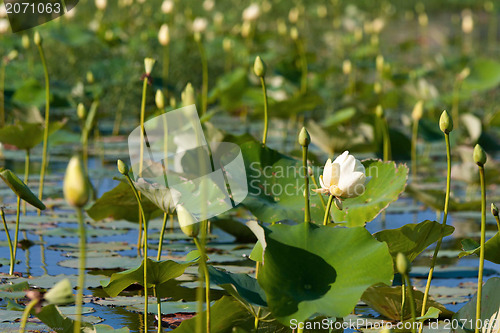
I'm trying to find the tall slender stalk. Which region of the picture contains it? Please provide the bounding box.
[157,212,168,261]
[323,195,334,226]
[155,285,163,333]
[476,163,487,333]
[35,34,51,215]
[19,299,39,333]
[12,197,21,274]
[22,150,30,215]
[0,208,14,275]
[194,236,210,333]
[401,281,406,322]
[260,77,269,145]
[299,127,311,223]
[196,39,208,116]
[404,275,417,333]
[74,208,86,333]
[139,77,149,175]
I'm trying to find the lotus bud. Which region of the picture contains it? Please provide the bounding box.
[290,26,299,41]
[176,205,200,238]
[298,127,310,147]
[462,10,473,34]
[203,0,214,12]
[439,110,453,134]
[418,13,428,27]
[288,7,299,23]
[181,83,196,107]
[169,96,176,108]
[44,279,74,305]
[375,105,384,118]
[0,169,46,210]
[144,57,155,75]
[373,82,382,94]
[117,159,129,175]
[161,0,173,14]
[253,56,266,78]
[63,156,90,208]
[95,0,107,10]
[376,55,384,73]
[317,5,327,18]
[192,17,208,34]
[34,31,42,46]
[22,34,30,49]
[241,21,251,38]
[277,19,287,36]
[77,103,86,120]
[411,100,424,121]
[158,24,170,46]
[222,38,232,52]
[86,71,95,84]
[213,12,224,27]
[155,90,165,110]
[242,3,260,22]
[5,50,18,63]
[396,252,410,275]
[342,59,352,75]
[473,144,487,167]
[484,1,494,12]
[491,203,499,217]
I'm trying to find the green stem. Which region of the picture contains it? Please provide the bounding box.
[139,77,148,175]
[323,195,334,226]
[39,234,47,275]
[13,197,21,274]
[162,45,169,94]
[157,212,168,261]
[36,42,50,215]
[494,215,500,233]
[196,39,208,116]
[298,325,305,333]
[401,281,406,322]
[169,213,174,232]
[475,166,486,333]
[382,118,391,161]
[1,209,14,275]
[22,149,30,216]
[194,236,211,333]
[19,298,39,333]
[411,120,419,180]
[404,275,417,333]
[419,133,451,333]
[302,146,310,223]
[124,174,149,333]
[260,76,269,145]
[156,285,163,333]
[0,62,5,128]
[254,307,262,330]
[74,208,86,333]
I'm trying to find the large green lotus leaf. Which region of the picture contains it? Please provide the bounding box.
[172,296,253,333]
[207,266,267,307]
[451,277,500,332]
[374,220,455,267]
[0,120,66,150]
[331,160,408,227]
[462,59,500,92]
[101,258,195,297]
[256,223,393,324]
[87,180,161,223]
[361,284,453,321]
[459,233,500,264]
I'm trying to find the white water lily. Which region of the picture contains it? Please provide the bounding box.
[314,151,369,199]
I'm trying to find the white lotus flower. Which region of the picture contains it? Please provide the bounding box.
[314,151,369,199]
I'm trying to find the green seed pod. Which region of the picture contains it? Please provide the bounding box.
[77,103,86,120]
[34,31,42,46]
[63,156,90,208]
[298,127,310,147]
[473,144,487,166]
[43,279,75,305]
[439,110,453,134]
[155,89,165,110]
[0,169,46,210]
[181,83,196,107]
[117,159,129,175]
[375,105,384,118]
[253,56,266,78]
[176,205,200,238]
[144,57,156,75]
[396,252,411,275]
[491,203,499,217]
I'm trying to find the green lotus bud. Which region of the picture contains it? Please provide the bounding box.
[439,110,453,134]
[77,103,86,120]
[298,127,310,147]
[181,83,196,107]
[411,100,424,121]
[34,31,42,46]
[176,205,200,238]
[491,203,499,217]
[144,57,156,75]
[63,156,90,208]
[117,159,129,175]
[253,56,266,78]
[375,105,384,118]
[44,279,74,305]
[155,90,165,110]
[86,71,95,84]
[22,34,30,49]
[0,169,46,210]
[396,252,410,275]
[473,144,487,166]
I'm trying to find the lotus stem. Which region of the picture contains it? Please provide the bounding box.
[19,298,39,333]
[124,173,149,333]
[475,165,486,333]
[494,214,500,233]
[162,45,169,95]
[39,234,47,275]
[12,197,21,274]
[36,39,51,215]
[254,307,262,330]
[139,77,148,175]
[302,146,310,223]
[298,325,304,333]
[0,208,14,275]
[169,213,174,232]
[323,195,334,226]
[419,132,451,333]
[74,207,86,333]
[156,285,163,333]
[260,76,269,145]
[194,235,211,333]
[196,39,208,116]
[382,119,391,162]
[157,212,168,261]
[404,274,417,333]
[411,119,419,180]
[401,281,406,322]
[22,149,30,215]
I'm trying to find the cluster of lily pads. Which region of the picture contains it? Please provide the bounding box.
[1,0,500,333]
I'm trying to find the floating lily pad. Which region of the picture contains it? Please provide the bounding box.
[10,274,110,289]
[58,256,143,270]
[33,227,127,238]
